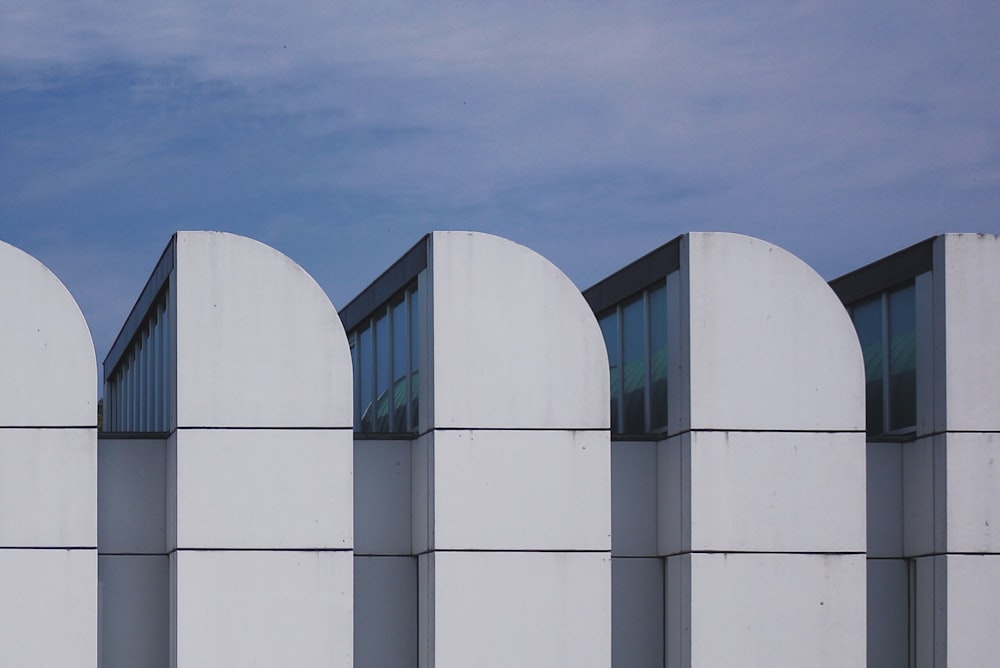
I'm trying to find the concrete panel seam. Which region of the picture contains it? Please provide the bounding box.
[0,546,97,550]
[667,427,866,436]
[659,549,866,557]
[0,425,96,430]
[166,547,354,554]
[412,548,612,557]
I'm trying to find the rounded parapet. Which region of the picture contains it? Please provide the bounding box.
[681,232,865,432]
[936,233,1000,431]
[0,240,97,427]
[427,231,610,429]
[173,231,352,428]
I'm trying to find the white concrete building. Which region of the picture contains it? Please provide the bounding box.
[345,232,611,667]
[0,230,996,667]
[830,233,1000,668]
[585,233,867,667]
[98,232,353,667]
[0,240,98,668]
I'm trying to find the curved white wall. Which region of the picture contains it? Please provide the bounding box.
[681,232,865,432]
[105,231,356,667]
[428,231,609,430]
[659,232,867,668]
[416,231,612,668]
[0,240,97,668]
[173,231,352,429]
[0,240,97,427]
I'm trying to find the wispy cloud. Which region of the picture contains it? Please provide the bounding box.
[2,0,998,361]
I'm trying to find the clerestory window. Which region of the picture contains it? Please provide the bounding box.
[851,282,916,436]
[349,284,419,434]
[597,280,669,435]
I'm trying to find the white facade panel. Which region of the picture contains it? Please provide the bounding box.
[0,428,96,547]
[687,431,866,553]
[945,554,1000,667]
[687,552,866,668]
[172,231,352,429]
[938,233,1000,431]
[99,555,168,668]
[428,429,611,551]
[98,437,166,554]
[867,441,903,557]
[428,231,609,430]
[612,557,663,667]
[611,440,659,556]
[0,240,97,427]
[0,548,97,668]
[171,428,352,550]
[424,551,611,668]
[355,439,412,555]
[945,431,1000,553]
[354,556,417,666]
[172,550,353,668]
[684,233,865,432]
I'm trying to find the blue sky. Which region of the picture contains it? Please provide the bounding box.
[2,1,998,366]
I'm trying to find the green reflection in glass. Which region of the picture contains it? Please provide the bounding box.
[359,326,373,433]
[852,297,884,435]
[889,284,916,431]
[648,283,668,430]
[375,313,390,432]
[622,296,646,433]
[409,288,419,430]
[392,299,408,432]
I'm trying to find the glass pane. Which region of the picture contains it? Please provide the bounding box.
[350,339,358,429]
[599,311,619,433]
[392,299,408,432]
[622,296,646,433]
[409,288,419,430]
[852,297,884,435]
[648,283,668,430]
[889,284,916,431]
[375,312,390,431]
[359,326,373,432]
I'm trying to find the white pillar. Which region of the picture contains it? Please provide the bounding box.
[659,233,868,667]
[907,233,1000,666]
[0,240,98,667]
[166,232,354,667]
[416,231,612,667]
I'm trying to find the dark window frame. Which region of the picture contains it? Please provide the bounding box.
[348,282,420,436]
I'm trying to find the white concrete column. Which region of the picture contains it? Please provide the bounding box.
[905,233,1000,666]
[0,240,98,667]
[167,232,354,667]
[415,232,612,667]
[659,233,868,667]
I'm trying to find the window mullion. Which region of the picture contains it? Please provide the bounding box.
[643,290,652,433]
[617,305,624,432]
[881,293,891,434]
[400,292,408,433]
[388,306,395,433]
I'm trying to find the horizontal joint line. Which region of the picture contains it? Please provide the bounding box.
[167,547,353,554]
[414,548,611,556]
[1,546,96,551]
